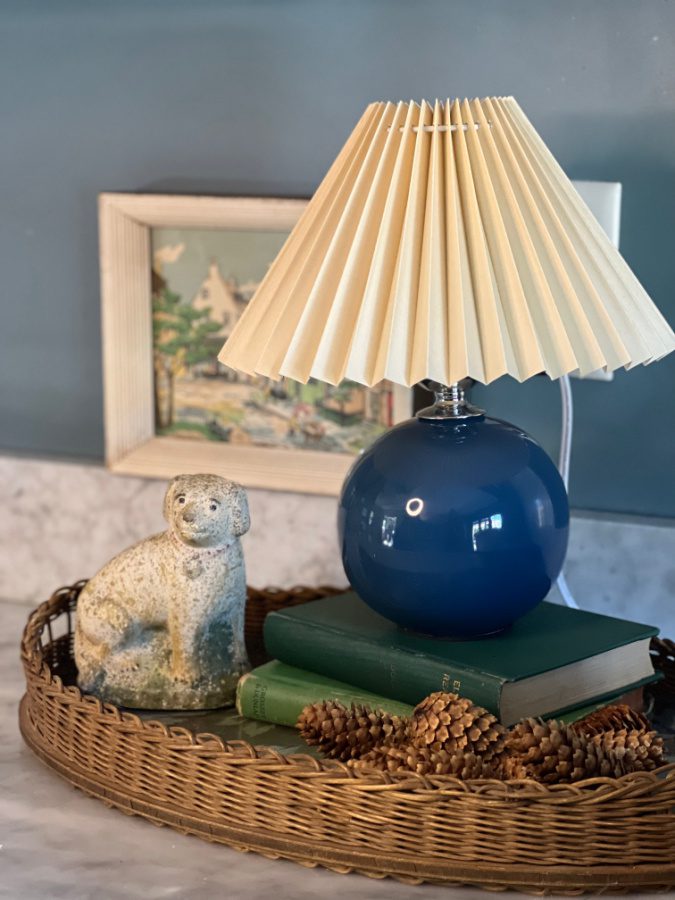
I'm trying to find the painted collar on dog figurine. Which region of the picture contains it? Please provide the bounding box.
[169,530,234,555]
[170,530,235,580]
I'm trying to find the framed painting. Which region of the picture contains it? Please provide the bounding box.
[99,193,412,495]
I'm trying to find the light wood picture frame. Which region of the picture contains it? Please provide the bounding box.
[99,193,411,495]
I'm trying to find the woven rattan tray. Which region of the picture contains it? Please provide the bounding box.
[20,583,675,894]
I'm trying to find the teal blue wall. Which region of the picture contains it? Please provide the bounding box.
[1,0,674,516]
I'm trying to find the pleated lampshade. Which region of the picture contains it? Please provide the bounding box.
[219,97,675,387]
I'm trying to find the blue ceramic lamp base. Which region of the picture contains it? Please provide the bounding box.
[338,382,569,638]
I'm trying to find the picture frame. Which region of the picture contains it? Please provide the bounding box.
[99,193,411,495]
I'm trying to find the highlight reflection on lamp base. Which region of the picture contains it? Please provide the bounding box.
[338,414,569,638]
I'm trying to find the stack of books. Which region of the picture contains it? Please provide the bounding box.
[236,591,660,728]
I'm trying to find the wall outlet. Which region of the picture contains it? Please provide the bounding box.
[568,180,621,385]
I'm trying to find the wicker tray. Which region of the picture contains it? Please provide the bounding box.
[19,583,675,894]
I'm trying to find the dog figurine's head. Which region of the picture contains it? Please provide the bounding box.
[164,474,250,549]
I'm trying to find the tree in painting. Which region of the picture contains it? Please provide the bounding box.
[153,285,222,430]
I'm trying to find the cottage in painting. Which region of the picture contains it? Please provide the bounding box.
[193,261,242,337]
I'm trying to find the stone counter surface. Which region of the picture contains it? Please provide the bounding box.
[2,454,675,635]
[1,453,674,897]
[1,598,663,899]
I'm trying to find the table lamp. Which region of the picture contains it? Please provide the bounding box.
[219,98,675,638]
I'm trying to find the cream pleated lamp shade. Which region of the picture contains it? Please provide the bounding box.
[219,97,675,387]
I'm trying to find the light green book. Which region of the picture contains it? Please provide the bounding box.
[236,660,414,727]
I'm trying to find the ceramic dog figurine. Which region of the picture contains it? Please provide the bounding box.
[75,474,251,709]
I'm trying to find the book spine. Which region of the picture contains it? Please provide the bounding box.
[236,667,413,727]
[263,615,505,713]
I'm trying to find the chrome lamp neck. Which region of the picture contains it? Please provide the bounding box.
[416,379,484,421]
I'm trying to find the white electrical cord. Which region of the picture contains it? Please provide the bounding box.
[556,375,580,609]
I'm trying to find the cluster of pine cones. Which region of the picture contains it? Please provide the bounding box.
[297,692,666,784]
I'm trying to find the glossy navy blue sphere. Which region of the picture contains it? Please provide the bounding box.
[338,415,569,637]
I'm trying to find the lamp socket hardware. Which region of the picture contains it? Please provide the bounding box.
[570,369,614,382]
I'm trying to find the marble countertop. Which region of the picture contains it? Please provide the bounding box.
[0,598,660,900]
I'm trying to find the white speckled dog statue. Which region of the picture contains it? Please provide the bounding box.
[75,474,251,709]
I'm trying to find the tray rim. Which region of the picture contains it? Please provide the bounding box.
[19,582,675,894]
[21,582,675,799]
[19,697,675,893]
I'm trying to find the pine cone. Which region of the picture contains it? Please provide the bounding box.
[572,703,651,736]
[349,744,409,774]
[351,742,490,779]
[587,728,664,776]
[297,700,408,762]
[497,718,589,783]
[409,692,506,760]
[497,717,665,783]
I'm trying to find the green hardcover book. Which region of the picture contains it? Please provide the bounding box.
[263,592,660,725]
[236,660,414,727]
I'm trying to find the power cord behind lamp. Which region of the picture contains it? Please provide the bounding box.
[556,375,580,609]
